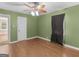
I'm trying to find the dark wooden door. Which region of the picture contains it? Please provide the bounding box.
[51,14,65,45]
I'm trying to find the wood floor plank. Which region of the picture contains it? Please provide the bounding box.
[9,38,79,57]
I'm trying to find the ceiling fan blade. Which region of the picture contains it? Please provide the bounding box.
[24,3,35,8]
[37,4,47,14]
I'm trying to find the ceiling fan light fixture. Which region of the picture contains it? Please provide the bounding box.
[31,11,39,16]
[35,11,39,16]
[31,11,35,16]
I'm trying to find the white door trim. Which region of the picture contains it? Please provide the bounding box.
[0,14,10,42]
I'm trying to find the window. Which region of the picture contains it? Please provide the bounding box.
[0,16,8,31]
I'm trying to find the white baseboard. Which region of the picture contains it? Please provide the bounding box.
[37,36,79,51]
[9,36,79,51]
[37,36,50,42]
[64,44,79,51]
[9,36,38,44]
[27,36,38,40]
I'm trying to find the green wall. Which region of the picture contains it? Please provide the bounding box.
[38,5,79,48]
[0,9,37,41]
[1,5,79,48]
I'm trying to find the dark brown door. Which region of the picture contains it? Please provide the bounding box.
[51,14,65,45]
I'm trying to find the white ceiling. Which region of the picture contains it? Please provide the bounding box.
[0,2,79,15]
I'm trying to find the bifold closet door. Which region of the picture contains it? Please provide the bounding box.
[17,16,27,41]
[51,14,65,45]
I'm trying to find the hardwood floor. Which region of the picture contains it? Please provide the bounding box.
[8,38,79,57]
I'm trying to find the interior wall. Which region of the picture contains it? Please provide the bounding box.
[0,5,79,48]
[0,9,37,41]
[37,5,79,48]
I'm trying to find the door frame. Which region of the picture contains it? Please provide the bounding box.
[17,16,27,41]
[51,14,65,45]
[0,14,10,42]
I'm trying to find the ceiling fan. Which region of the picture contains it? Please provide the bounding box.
[7,2,47,16]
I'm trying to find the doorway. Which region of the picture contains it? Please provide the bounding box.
[17,16,27,41]
[51,14,65,45]
[0,14,10,45]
